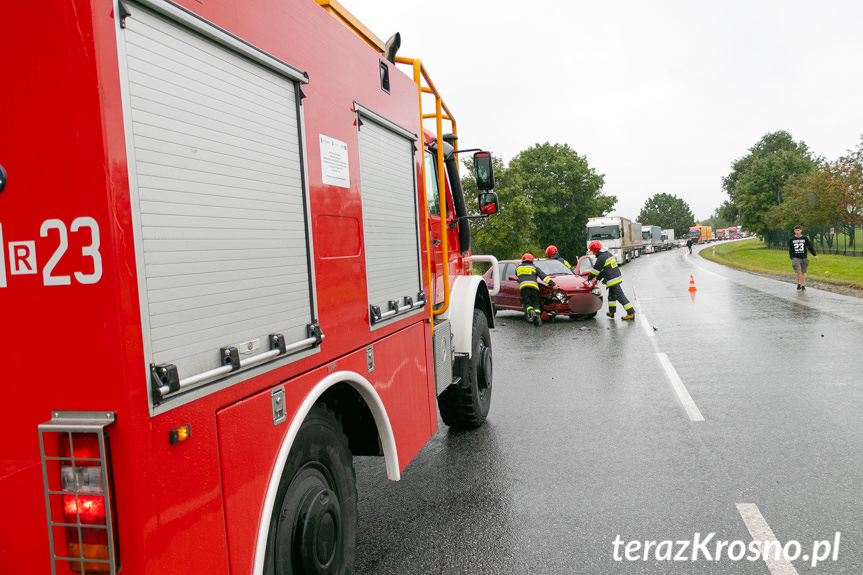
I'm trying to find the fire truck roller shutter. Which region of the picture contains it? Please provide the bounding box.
[118,1,316,409]
[355,104,423,329]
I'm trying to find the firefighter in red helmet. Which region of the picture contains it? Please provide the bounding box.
[587,241,635,320]
[545,245,573,271]
[516,253,556,326]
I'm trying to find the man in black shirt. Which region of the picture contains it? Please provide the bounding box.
[788,225,818,290]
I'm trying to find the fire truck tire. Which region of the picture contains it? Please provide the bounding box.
[267,404,357,575]
[439,308,492,429]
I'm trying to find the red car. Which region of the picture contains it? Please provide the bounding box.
[482,257,603,320]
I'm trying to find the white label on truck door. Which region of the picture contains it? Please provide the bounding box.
[8,241,37,275]
[319,134,350,188]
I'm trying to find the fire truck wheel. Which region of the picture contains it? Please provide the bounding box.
[266,404,357,575]
[439,308,492,429]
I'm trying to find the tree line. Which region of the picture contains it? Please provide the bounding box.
[718,131,863,243]
[462,142,696,262]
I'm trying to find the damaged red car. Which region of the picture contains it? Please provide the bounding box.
[482,257,603,320]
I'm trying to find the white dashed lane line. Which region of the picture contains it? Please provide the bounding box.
[632,268,704,422]
[737,503,800,575]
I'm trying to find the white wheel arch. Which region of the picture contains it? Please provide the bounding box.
[252,371,399,575]
[441,274,490,358]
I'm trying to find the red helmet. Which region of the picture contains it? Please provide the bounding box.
[589,241,603,254]
[545,245,557,256]
[522,253,534,262]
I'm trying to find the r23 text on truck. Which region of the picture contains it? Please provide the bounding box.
[0,0,502,573]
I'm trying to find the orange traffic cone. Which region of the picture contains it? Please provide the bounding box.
[688,275,697,292]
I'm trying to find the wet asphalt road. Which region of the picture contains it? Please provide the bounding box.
[354,244,863,574]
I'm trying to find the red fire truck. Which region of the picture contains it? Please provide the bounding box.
[0,0,501,573]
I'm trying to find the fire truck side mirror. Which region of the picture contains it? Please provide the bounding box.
[478,191,499,215]
[473,151,494,190]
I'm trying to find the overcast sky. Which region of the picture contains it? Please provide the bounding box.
[347,0,863,222]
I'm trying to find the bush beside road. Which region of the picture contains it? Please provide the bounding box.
[700,238,863,298]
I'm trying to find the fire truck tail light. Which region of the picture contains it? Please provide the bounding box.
[39,412,119,575]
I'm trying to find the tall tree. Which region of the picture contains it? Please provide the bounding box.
[636,193,695,241]
[771,135,863,244]
[716,200,738,226]
[509,143,614,258]
[722,131,821,236]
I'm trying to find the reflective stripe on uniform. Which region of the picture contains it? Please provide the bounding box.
[519,281,539,290]
[606,277,622,286]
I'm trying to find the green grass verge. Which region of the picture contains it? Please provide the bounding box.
[700,238,863,288]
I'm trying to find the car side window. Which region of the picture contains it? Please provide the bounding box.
[578,258,592,275]
[502,263,515,279]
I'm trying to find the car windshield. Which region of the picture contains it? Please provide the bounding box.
[587,225,620,240]
[536,259,575,277]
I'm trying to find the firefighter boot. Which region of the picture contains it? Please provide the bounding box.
[525,307,535,323]
[606,312,615,318]
[622,311,635,321]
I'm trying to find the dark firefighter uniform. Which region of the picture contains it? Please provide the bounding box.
[548,252,573,270]
[516,260,556,325]
[588,250,635,320]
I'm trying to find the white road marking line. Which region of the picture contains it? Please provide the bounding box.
[736,503,800,575]
[657,352,704,422]
[638,309,655,337]
[638,309,703,421]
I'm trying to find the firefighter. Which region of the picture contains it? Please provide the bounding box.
[516,253,556,326]
[586,241,635,320]
[545,245,573,270]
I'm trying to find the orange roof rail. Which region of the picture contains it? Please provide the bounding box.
[314,0,386,52]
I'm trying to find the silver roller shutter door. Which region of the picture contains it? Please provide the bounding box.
[356,110,423,328]
[120,4,315,398]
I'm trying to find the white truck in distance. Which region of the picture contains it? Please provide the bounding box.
[631,221,643,258]
[586,216,641,265]
[662,228,675,249]
[642,225,663,253]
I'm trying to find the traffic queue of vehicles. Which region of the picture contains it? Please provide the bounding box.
[585,217,676,265]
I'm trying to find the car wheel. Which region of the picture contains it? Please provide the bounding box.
[439,309,492,429]
[265,404,356,575]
